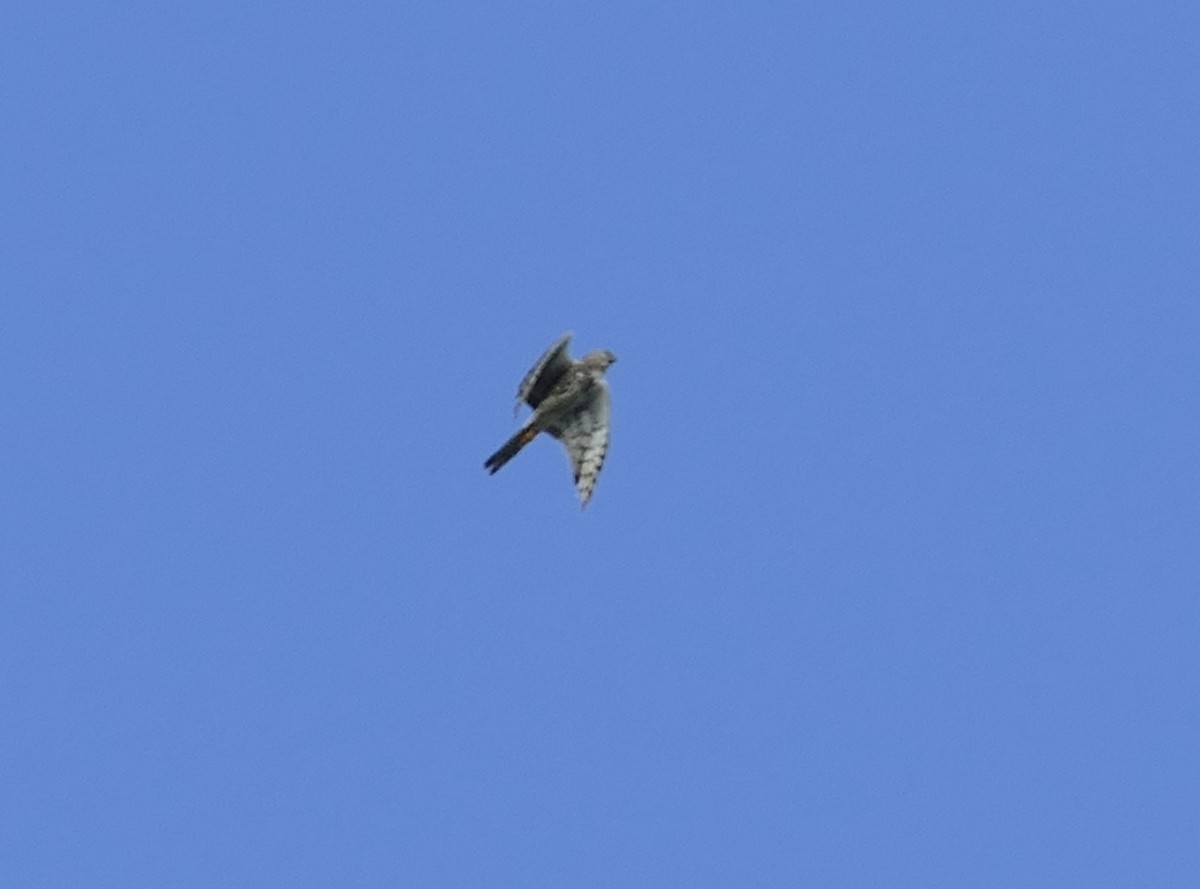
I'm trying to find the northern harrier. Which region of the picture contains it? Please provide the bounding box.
[484,332,617,507]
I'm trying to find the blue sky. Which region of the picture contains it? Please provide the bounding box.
[3,1,1198,885]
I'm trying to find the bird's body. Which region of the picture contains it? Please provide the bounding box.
[484,333,617,507]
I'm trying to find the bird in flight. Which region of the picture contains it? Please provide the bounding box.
[484,332,617,508]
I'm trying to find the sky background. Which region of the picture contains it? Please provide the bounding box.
[3,1,1198,886]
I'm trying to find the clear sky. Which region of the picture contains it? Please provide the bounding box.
[4,2,1198,886]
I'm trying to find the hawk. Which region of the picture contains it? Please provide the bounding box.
[484,332,617,508]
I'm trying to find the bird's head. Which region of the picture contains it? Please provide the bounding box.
[583,349,617,373]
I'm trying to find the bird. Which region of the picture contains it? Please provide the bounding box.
[484,332,617,508]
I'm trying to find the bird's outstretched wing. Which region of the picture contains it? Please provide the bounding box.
[515,332,573,415]
[546,381,611,507]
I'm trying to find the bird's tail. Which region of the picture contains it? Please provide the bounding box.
[484,425,538,474]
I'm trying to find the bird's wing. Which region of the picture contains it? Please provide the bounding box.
[515,332,574,415]
[546,381,611,507]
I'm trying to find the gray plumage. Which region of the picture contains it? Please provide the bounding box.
[484,333,617,507]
